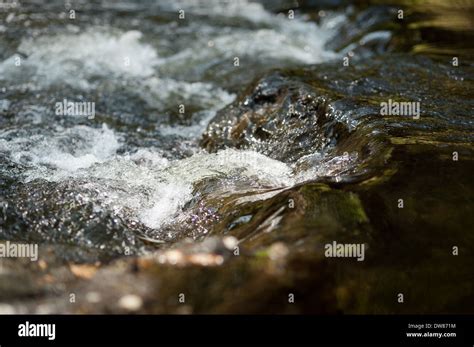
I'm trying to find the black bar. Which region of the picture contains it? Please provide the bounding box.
[0,315,473,345]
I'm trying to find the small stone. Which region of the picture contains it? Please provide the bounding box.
[268,242,289,261]
[86,291,102,303]
[0,303,15,314]
[118,294,143,312]
[222,236,238,250]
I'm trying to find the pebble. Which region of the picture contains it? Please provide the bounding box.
[118,294,143,311]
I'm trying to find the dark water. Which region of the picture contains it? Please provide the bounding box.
[0,0,473,313]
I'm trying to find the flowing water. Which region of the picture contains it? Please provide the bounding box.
[0,0,473,313]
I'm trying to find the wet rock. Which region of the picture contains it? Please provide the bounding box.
[1,180,147,262]
[201,72,350,163]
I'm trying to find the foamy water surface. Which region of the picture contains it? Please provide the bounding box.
[0,0,348,240]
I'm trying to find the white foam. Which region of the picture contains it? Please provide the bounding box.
[0,122,295,230]
[140,77,235,127]
[0,29,160,88]
[77,147,294,229]
[0,121,358,231]
[160,0,276,24]
[167,27,334,66]
[159,0,342,70]
[138,182,193,229]
[137,149,295,228]
[0,124,120,181]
